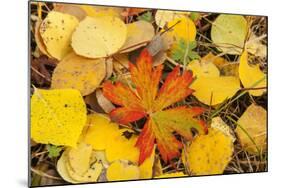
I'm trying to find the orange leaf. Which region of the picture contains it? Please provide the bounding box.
[103,49,207,164]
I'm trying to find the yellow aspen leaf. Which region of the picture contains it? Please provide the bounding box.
[236,104,267,154]
[187,53,241,106]
[166,17,196,43]
[67,142,93,176]
[187,59,220,78]
[211,14,247,55]
[34,19,51,57]
[191,76,240,106]
[239,51,267,96]
[106,160,140,181]
[71,16,127,58]
[155,10,186,28]
[51,52,106,96]
[201,53,239,77]
[57,151,80,184]
[31,88,87,147]
[139,146,155,179]
[185,127,234,175]
[65,157,103,182]
[120,21,155,53]
[39,11,79,60]
[105,129,139,164]
[154,172,186,178]
[84,114,120,150]
[80,5,123,18]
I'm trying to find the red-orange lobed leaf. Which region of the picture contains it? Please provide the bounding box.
[103,49,207,164]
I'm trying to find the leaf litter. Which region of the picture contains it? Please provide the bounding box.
[30,3,267,186]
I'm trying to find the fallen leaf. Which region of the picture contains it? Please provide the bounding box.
[39,11,79,60]
[103,49,207,164]
[239,51,266,96]
[34,19,51,57]
[106,160,140,181]
[84,114,119,151]
[184,125,234,175]
[211,117,235,142]
[71,16,127,58]
[120,21,155,53]
[54,4,86,21]
[236,104,267,154]
[211,14,247,55]
[57,151,80,184]
[68,142,93,176]
[165,17,196,44]
[96,89,115,113]
[51,52,106,96]
[121,8,147,17]
[187,54,241,105]
[31,88,87,147]
[155,10,186,28]
[191,76,240,106]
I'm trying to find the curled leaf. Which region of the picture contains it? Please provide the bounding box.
[239,51,266,96]
[120,21,155,53]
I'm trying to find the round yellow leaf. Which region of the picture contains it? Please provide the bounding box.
[66,158,103,182]
[191,76,240,106]
[120,21,155,53]
[39,11,79,60]
[68,142,93,176]
[31,88,87,147]
[236,104,267,154]
[155,10,186,28]
[106,160,140,181]
[34,19,51,57]
[105,129,139,164]
[166,17,196,43]
[239,51,267,96]
[57,151,80,184]
[186,127,234,175]
[71,16,127,58]
[51,52,106,96]
[84,114,120,150]
[187,59,220,78]
[211,14,247,55]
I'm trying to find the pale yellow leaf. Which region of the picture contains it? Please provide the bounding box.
[51,52,106,96]
[39,11,79,60]
[211,14,247,55]
[236,104,267,154]
[71,16,127,58]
